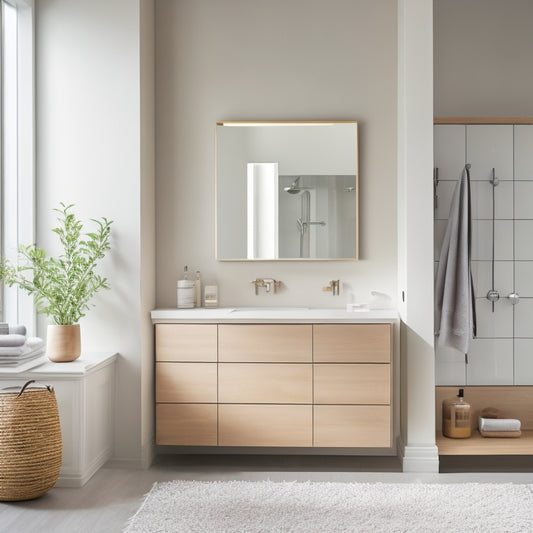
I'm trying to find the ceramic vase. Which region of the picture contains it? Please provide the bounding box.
[46,324,81,362]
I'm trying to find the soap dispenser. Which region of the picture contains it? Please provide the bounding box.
[442,388,471,438]
[177,266,195,308]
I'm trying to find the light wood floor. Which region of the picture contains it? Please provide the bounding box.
[1,454,532,533]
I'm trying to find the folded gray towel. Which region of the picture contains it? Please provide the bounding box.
[0,334,27,347]
[478,417,521,432]
[0,323,26,336]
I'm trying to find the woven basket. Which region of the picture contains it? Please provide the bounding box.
[0,380,62,501]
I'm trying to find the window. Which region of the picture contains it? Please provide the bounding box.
[1,0,35,330]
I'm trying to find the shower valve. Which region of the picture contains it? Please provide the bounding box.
[508,292,520,305]
[486,289,500,303]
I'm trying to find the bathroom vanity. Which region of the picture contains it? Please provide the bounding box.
[151,308,397,453]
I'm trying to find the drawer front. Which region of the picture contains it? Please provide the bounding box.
[314,405,391,447]
[156,403,217,446]
[156,362,217,403]
[219,405,312,446]
[155,324,217,362]
[314,324,391,363]
[219,363,312,404]
[218,324,312,362]
[314,364,390,404]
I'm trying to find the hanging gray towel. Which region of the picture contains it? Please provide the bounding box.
[435,165,477,353]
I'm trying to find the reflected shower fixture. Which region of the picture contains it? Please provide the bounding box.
[283,177,312,195]
[284,177,302,194]
[486,167,500,311]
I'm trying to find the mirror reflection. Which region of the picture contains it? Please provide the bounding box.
[216,121,358,260]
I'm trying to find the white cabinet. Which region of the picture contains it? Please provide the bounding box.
[434,122,533,385]
[0,352,117,487]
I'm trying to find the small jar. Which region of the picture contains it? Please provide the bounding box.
[177,280,195,308]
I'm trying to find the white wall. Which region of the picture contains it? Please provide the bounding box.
[434,0,533,116]
[155,0,398,309]
[397,0,438,472]
[36,0,155,466]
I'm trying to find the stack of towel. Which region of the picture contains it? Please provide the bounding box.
[478,414,522,438]
[0,324,45,367]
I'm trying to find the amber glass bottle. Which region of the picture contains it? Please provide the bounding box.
[442,388,471,438]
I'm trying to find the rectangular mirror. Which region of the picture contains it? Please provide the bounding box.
[216,121,358,261]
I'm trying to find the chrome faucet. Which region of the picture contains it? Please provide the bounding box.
[251,278,281,295]
[322,280,340,296]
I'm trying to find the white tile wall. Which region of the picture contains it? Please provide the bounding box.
[435,345,466,386]
[467,125,513,181]
[474,298,513,338]
[514,125,533,180]
[471,220,513,261]
[515,220,533,260]
[434,180,456,220]
[470,180,513,220]
[466,338,514,385]
[434,125,466,179]
[513,339,533,385]
[514,181,533,218]
[470,260,513,299]
[435,124,533,385]
[515,261,533,297]
[513,298,533,338]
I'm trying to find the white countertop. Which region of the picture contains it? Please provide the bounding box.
[151,307,398,324]
[0,352,118,377]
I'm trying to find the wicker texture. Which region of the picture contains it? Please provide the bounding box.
[0,385,62,501]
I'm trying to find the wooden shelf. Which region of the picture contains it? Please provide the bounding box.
[434,117,533,124]
[437,430,533,456]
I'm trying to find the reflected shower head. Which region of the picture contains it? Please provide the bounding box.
[284,177,301,194]
[284,177,312,194]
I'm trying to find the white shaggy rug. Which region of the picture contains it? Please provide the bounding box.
[124,480,533,533]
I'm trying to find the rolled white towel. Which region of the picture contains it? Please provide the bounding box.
[478,417,521,432]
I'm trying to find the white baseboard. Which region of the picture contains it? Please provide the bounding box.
[397,436,439,473]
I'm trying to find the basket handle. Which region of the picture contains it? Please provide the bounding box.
[18,380,54,397]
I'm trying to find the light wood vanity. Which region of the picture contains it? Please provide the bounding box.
[152,309,396,452]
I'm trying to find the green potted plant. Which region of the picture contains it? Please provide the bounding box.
[0,203,113,362]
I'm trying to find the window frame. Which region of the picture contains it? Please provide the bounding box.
[1,0,35,332]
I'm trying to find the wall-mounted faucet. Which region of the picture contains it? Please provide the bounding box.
[322,280,340,296]
[251,278,281,295]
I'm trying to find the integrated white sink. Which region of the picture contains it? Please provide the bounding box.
[229,307,309,316]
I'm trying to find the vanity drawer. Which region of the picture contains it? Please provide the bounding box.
[156,362,217,403]
[218,363,312,403]
[219,405,312,446]
[314,364,390,404]
[218,324,312,362]
[313,324,391,363]
[156,403,217,446]
[155,324,217,362]
[314,405,391,447]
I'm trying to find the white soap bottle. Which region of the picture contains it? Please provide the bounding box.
[195,271,202,307]
[177,266,195,308]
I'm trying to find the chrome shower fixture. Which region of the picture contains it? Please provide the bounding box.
[486,289,500,303]
[283,177,312,194]
[284,177,302,194]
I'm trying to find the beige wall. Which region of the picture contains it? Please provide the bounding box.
[155,0,398,309]
[434,0,533,116]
